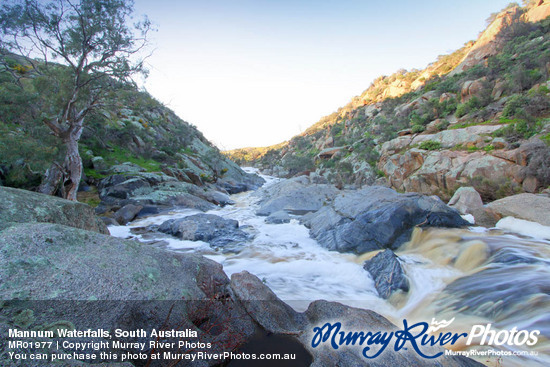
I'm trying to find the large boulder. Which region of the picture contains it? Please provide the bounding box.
[487,193,550,226]
[363,250,410,299]
[254,176,339,216]
[448,187,484,215]
[113,203,143,225]
[0,223,258,366]
[230,271,308,334]
[303,186,468,254]
[0,186,108,234]
[158,214,249,249]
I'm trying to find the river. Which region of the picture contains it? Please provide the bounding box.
[109,169,550,366]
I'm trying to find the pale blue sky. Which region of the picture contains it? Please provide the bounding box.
[133,0,515,149]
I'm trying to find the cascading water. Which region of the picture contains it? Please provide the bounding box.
[109,169,550,366]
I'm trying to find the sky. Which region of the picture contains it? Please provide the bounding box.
[132,0,515,150]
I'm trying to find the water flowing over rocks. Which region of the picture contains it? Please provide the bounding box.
[303,186,469,254]
[0,218,479,366]
[363,250,410,299]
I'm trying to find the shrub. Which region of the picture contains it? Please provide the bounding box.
[419,140,442,150]
[412,125,425,133]
[502,94,529,118]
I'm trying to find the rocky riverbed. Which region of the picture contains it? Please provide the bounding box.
[1,169,549,366]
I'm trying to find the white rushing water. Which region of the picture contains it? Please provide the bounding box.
[109,169,550,366]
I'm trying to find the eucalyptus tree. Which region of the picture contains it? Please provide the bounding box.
[0,0,152,200]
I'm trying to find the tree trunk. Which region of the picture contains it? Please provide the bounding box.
[63,120,84,201]
[38,162,64,196]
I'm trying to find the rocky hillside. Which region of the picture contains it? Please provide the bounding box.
[228,1,550,201]
[0,55,263,212]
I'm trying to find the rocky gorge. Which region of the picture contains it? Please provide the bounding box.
[1,1,550,366]
[3,165,548,366]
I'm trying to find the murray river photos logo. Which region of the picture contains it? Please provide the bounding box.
[310,318,540,359]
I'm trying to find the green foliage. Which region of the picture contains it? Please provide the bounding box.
[455,96,486,118]
[418,140,442,150]
[492,119,544,142]
[83,168,107,180]
[502,94,530,118]
[411,124,425,133]
[283,154,314,175]
[97,146,161,172]
[468,176,520,201]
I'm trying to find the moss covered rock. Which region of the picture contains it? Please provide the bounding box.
[0,187,108,234]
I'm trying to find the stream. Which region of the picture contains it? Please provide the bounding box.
[109,169,550,366]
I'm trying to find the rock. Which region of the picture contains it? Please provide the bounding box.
[318,146,346,159]
[303,186,468,254]
[109,162,146,174]
[379,148,525,201]
[230,271,307,334]
[91,156,108,171]
[461,78,486,103]
[114,204,143,225]
[522,175,541,193]
[487,193,550,226]
[468,207,501,227]
[491,79,508,99]
[363,250,409,299]
[0,222,258,365]
[491,137,507,149]
[99,175,152,202]
[217,170,265,194]
[448,187,484,215]
[199,189,235,206]
[0,186,108,234]
[130,189,216,212]
[265,210,291,224]
[439,92,456,103]
[99,175,217,213]
[100,216,119,226]
[255,176,339,216]
[158,214,249,249]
